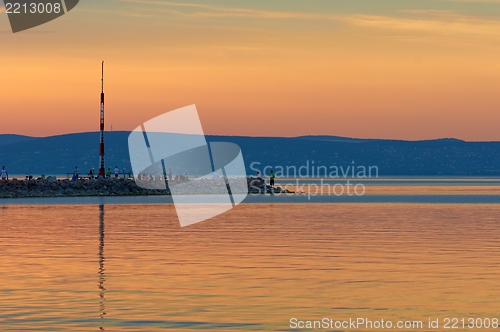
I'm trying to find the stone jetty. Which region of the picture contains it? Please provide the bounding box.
[0,177,291,198]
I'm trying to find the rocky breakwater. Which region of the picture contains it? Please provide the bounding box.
[0,177,169,198]
[0,177,292,198]
[247,177,292,194]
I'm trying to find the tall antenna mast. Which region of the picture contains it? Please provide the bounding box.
[101,61,104,93]
[98,61,105,178]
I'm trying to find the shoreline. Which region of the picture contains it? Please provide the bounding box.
[0,177,289,198]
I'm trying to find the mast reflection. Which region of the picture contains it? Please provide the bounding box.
[98,204,106,330]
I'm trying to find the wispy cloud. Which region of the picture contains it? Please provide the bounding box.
[341,13,500,39]
[75,7,151,18]
[118,0,500,43]
[120,0,220,10]
[119,0,339,20]
[399,9,462,17]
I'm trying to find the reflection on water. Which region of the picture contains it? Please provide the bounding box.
[0,203,499,330]
[98,205,106,330]
[275,178,500,195]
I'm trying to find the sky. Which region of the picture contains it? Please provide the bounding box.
[2,0,500,140]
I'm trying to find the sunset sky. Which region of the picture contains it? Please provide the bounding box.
[2,0,500,140]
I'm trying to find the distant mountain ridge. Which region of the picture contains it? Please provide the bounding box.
[0,134,37,146]
[0,132,499,176]
[297,135,466,143]
[296,135,371,143]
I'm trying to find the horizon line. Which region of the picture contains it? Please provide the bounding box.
[1,131,497,143]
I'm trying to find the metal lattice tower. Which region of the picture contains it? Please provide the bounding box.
[98,61,105,177]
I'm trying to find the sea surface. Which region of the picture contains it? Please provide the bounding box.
[1,179,500,331]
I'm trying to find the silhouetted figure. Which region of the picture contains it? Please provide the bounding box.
[1,166,8,181]
[73,166,79,181]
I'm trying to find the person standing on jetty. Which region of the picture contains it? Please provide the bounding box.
[1,166,8,181]
[270,170,275,187]
[114,166,119,178]
[106,167,111,178]
[72,166,79,181]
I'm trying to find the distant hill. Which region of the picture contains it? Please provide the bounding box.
[296,135,370,143]
[297,135,466,144]
[0,134,37,146]
[0,131,499,176]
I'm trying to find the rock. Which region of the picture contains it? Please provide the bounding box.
[0,176,292,198]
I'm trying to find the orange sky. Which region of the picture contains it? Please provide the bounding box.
[2,0,500,140]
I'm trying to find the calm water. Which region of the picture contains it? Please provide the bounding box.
[1,181,500,331]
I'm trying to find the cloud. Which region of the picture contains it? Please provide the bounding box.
[119,0,339,20]
[398,9,463,17]
[117,0,500,43]
[75,7,152,18]
[340,13,500,39]
[120,0,220,10]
